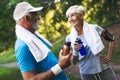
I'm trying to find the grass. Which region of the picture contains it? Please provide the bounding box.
[114,69,120,75]
[67,74,81,80]
[112,43,120,65]
[0,48,16,64]
[0,67,22,80]
[0,66,81,80]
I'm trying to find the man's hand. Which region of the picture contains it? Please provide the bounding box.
[58,50,72,69]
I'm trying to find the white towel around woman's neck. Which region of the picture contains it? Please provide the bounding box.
[15,24,52,62]
[69,21,104,57]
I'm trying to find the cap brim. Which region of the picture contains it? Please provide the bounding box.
[29,7,43,12]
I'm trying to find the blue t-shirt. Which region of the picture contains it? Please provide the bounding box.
[15,38,68,80]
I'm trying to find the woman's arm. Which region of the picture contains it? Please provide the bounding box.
[100,30,116,64]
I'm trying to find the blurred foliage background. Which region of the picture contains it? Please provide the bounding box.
[0,0,120,52]
[0,1,120,79]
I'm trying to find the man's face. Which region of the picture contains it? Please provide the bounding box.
[28,12,40,30]
[67,13,83,28]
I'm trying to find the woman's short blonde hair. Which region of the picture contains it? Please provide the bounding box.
[66,5,85,17]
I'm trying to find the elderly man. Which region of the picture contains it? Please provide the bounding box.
[13,2,72,80]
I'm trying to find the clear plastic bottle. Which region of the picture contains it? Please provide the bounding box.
[62,42,71,56]
[75,38,86,56]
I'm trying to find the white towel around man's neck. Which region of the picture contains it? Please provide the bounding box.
[15,24,52,62]
[69,21,104,57]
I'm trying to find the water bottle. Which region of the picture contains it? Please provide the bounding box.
[62,42,71,56]
[75,38,86,56]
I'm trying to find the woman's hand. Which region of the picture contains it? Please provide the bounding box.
[100,54,111,64]
[74,42,82,51]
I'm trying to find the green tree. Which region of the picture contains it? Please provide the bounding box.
[0,0,16,52]
[0,0,120,52]
[37,0,120,42]
[0,0,42,52]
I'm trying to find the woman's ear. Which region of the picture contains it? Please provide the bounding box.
[78,11,85,19]
[82,12,85,17]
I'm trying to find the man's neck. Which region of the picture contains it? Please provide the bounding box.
[18,21,35,34]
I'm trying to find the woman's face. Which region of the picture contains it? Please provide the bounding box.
[67,13,83,28]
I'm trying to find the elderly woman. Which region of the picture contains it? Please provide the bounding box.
[65,5,116,80]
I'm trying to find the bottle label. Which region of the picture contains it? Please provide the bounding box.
[75,38,87,56]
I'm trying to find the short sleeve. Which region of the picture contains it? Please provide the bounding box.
[15,39,37,72]
[94,25,104,35]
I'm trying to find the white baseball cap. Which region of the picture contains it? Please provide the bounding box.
[13,2,43,22]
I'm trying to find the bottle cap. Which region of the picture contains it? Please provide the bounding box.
[75,38,81,42]
[65,42,71,46]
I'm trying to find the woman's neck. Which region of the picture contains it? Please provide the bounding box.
[76,21,84,35]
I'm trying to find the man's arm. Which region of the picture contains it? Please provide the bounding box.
[22,69,54,80]
[22,50,72,80]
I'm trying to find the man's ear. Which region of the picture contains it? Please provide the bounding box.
[24,15,30,21]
